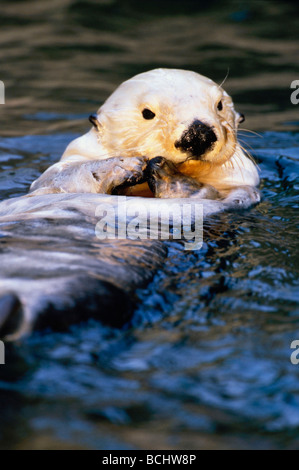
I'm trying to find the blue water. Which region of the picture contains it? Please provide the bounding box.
[0,131,298,449]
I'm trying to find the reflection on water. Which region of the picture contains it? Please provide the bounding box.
[0,0,299,450]
[0,0,298,136]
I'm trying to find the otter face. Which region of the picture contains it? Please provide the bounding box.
[87,68,244,166]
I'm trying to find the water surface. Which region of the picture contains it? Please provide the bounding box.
[0,0,298,450]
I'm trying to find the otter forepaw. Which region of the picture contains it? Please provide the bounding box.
[91,156,148,194]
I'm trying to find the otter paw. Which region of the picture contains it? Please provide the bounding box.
[190,184,220,200]
[224,186,261,209]
[92,156,148,194]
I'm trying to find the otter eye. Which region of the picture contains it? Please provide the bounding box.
[142,108,156,120]
[217,100,223,111]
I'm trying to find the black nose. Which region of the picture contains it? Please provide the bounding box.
[175,120,217,158]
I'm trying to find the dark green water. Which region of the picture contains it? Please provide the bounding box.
[0,0,298,450]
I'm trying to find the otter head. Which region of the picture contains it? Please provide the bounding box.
[62,68,245,168]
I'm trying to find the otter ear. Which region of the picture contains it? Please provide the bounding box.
[61,111,107,162]
[89,112,104,132]
[236,112,245,126]
[89,113,99,128]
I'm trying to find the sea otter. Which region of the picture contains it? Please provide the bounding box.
[30,68,260,205]
[0,69,261,340]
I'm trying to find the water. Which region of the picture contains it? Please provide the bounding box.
[0,0,299,450]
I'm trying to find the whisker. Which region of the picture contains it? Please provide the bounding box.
[224,121,258,168]
[218,68,230,89]
[238,128,263,138]
[237,141,259,168]
[238,137,255,153]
